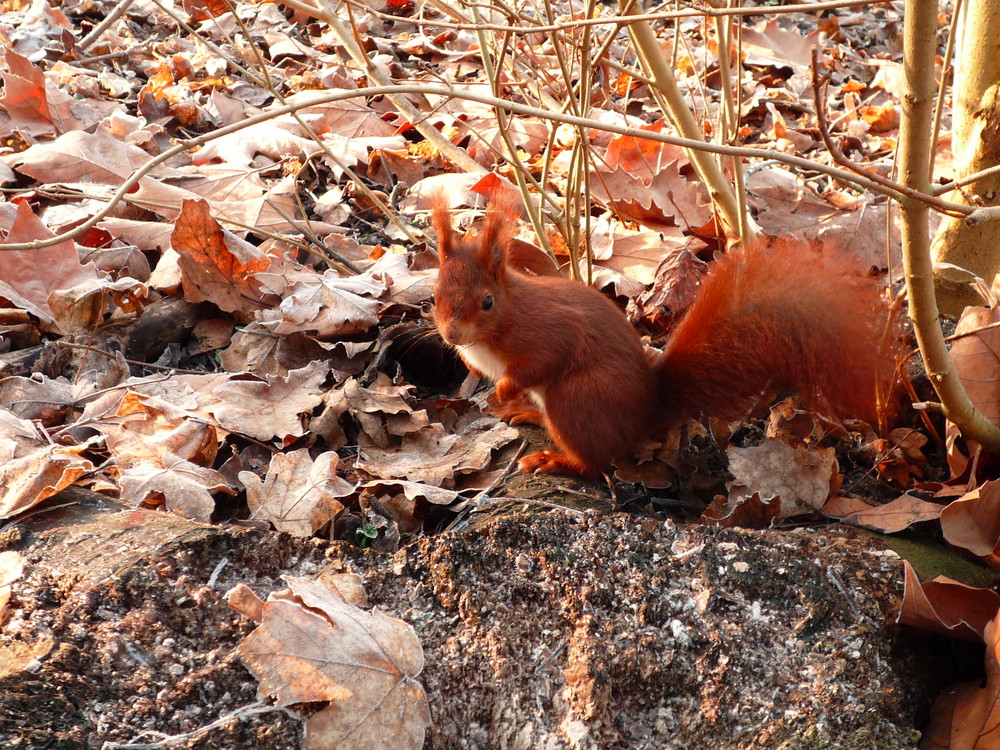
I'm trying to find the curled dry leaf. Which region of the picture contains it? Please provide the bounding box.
[0,550,25,621]
[0,48,82,136]
[0,408,94,519]
[47,275,148,333]
[357,418,519,487]
[171,198,272,314]
[118,455,233,522]
[922,612,1000,750]
[700,491,783,529]
[727,439,838,519]
[268,269,385,338]
[226,583,266,623]
[88,391,230,520]
[95,391,222,467]
[947,306,1000,477]
[121,361,330,442]
[0,202,98,330]
[321,376,416,450]
[821,492,943,533]
[241,449,353,537]
[235,575,430,750]
[898,560,1000,642]
[359,479,462,506]
[940,480,1000,566]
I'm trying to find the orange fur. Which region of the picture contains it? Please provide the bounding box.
[432,201,899,477]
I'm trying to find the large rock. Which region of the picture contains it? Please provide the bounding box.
[0,504,935,748]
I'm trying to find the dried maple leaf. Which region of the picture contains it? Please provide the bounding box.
[590,157,713,230]
[88,391,230,520]
[118,456,233,522]
[170,169,308,236]
[241,449,353,537]
[181,361,329,442]
[727,439,838,519]
[321,376,416,449]
[741,20,819,78]
[357,417,518,487]
[98,363,329,443]
[262,268,385,338]
[700,491,783,529]
[236,575,430,750]
[592,220,690,287]
[193,122,319,166]
[97,391,223,468]
[171,199,272,314]
[8,127,157,184]
[0,48,79,136]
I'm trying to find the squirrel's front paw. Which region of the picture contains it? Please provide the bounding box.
[495,377,521,402]
[519,450,588,476]
[493,401,544,426]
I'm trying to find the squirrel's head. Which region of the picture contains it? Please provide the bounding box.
[431,194,516,347]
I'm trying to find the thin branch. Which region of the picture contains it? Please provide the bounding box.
[78,0,138,50]
[1,84,980,253]
[100,702,301,749]
[810,50,967,217]
[337,0,897,34]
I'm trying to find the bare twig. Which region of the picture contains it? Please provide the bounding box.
[810,50,967,217]
[78,0,139,50]
[338,0,897,34]
[100,702,301,749]
[2,85,981,253]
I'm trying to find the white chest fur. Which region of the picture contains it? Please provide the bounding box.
[460,343,507,381]
[460,343,546,408]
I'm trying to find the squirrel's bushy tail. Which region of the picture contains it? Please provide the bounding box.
[654,238,901,428]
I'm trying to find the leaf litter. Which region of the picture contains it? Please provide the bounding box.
[0,0,996,743]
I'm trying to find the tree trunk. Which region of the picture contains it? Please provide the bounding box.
[931,0,1000,316]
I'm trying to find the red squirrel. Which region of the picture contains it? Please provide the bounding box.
[431,196,899,477]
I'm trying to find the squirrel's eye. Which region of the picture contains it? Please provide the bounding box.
[481,295,493,311]
[428,293,435,306]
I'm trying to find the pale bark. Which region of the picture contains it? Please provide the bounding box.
[931,0,1000,316]
[899,0,1000,452]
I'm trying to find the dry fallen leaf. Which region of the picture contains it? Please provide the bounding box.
[0,551,25,622]
[241,449,353,536]
[118,455,233,522]
[821,492,943,533]
[898,560,1000,642]
[950,306,1000,442]
[236,575,430,750]
[922,611,1000,749]
[357,418,518,487]
[171,198,272,314]
[700,491,783,529]
[0,202,99,330]
[0,408,94,519]
[940,481,1000,567]
[727,439,838,519]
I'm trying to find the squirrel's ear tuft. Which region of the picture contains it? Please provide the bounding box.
[430,193,453,261]
[478,192,520,274]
